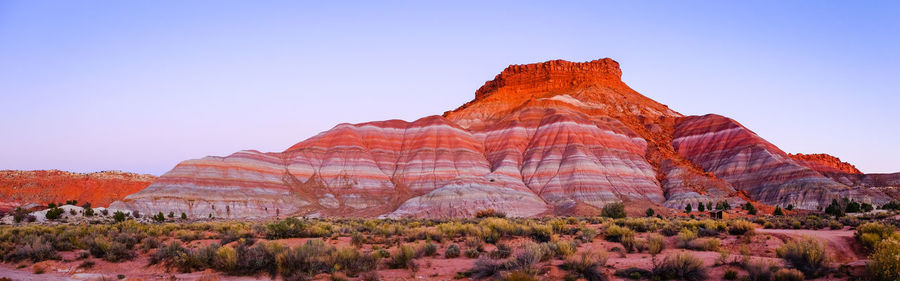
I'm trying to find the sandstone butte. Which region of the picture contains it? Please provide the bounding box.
[0,170,155,211]
[109,58,900,219]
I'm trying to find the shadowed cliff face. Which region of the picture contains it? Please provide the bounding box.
[110,59,900,218]
[0,170,155,208]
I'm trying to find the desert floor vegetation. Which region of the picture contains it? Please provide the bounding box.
[0,206,898,280]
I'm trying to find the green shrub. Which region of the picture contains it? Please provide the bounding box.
[776,236,827,278]
[113,211,127,222]
[774,268,805,281]
[45,208,63,220]
[602,202,626,219]
[445,244,461,258]
[867,237,900,281]
[675,228,697,248]
[651,252,707,281]
[216,246,237,272]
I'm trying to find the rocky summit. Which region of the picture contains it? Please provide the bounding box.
[110,58,900,218]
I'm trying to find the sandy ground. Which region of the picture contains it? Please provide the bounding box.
[756,227,865,263]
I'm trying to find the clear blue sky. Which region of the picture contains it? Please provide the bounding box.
[1,1,898,175]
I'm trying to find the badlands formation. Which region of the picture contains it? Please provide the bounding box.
[111,59,900,218]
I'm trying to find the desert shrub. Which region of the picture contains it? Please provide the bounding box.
[646,208,656,217]
[577,226,598,242]
[687,238,720,251]
[503,271,539,281]
[475,209,507,218]
[774,268,805,281]
[651,252,707,281]
[351,232,365,247]
[419,242,438,257]
[560,251,609,281]
[387,244,417,269]
[602,202,626,219]
[660,222,681,236]
[333,247,378,277]
[233,241,281,277]
[275,239,332,279]
[604,224,634,242]
[549,240,577,258]
[216,246,237,272]
[465,248,481,258]
[149,241,187,268]
[856,222,899,250]
[647,233,666,255]
[3,237,60,262]
[507,243,546,273]
[528,223,553,242]
[866,237,900,281]
[466,257,505,279]
[728,220,755,235]
[489,243,512,259]
[445,244,461,258]
[615,267,652,280]
[104,241,136,262]
[776,236,827,278]
[743,259,776,281]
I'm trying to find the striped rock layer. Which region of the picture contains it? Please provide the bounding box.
[112,59,900,218]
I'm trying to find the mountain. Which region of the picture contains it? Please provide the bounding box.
[110,58,900,218]
[0,170,156,209]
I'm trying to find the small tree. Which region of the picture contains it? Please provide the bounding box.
[786,204,794,211]
[722,201,731,210]
[706,202,713,211]
[168,211,174,218]
[698,202,706,212]
[113,211,127,222]
[685,203,693,213]
[846,201,861,213]
[745,203,757,215]
[153,212,166,222]
[862,203,874,212]
[825,199,844,217]
[48,203,56,208]
[180,212,187,220]
[646,208,656,217]
[773,206,784,216]
[602,202,627,219]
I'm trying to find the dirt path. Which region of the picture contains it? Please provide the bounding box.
[756,228,866,263]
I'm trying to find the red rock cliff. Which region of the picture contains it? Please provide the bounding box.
[0,170,155,207]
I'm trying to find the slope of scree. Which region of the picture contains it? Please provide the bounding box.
[111,58,900,218]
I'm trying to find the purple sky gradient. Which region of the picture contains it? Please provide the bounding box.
[1,1,898,175]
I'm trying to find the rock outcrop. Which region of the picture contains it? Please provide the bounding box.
[789,153,862,174]
[111,58,900,218]
[0,170,155,207]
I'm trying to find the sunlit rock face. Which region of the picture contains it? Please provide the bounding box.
[111,58,900,218]
[0,170,155,207]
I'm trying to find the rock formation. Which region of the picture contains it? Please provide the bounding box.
[0,170,155,207]
[111,58,900,218]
